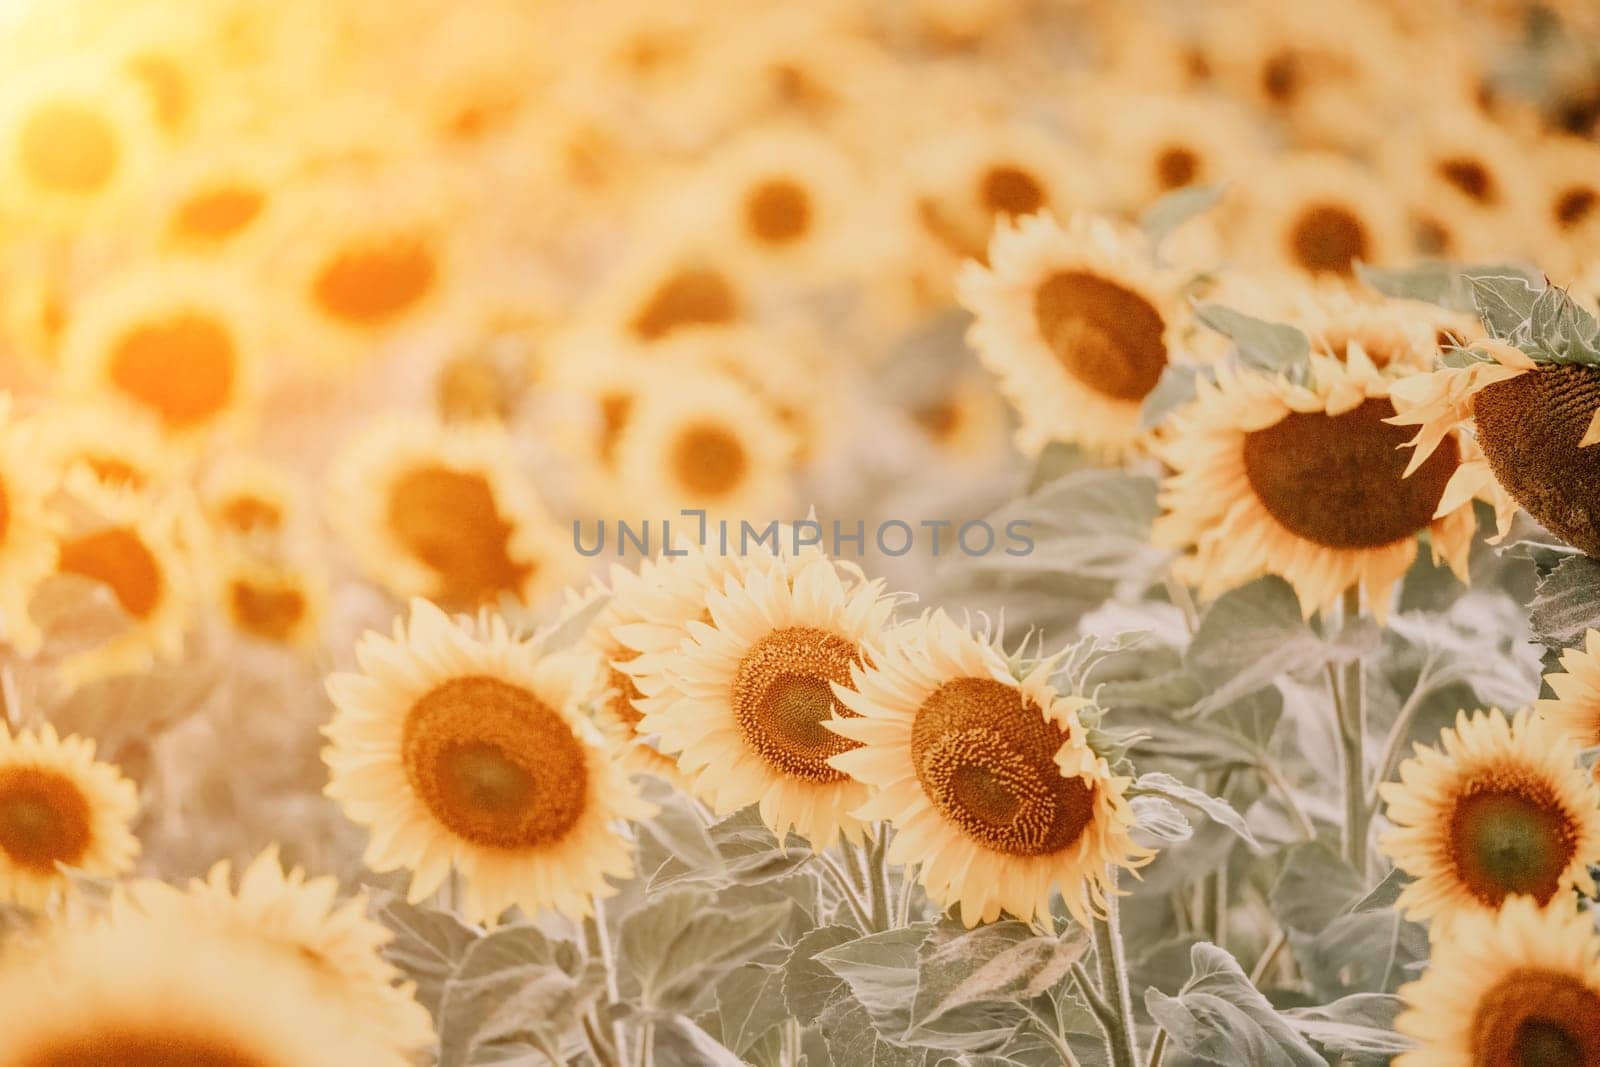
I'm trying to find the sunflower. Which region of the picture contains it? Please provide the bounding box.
[907,119,1101,273]
[327,418,569,610]
[59,266,259,439]
[586,241,749,346]
[118,845,433,1052]
[609,364,798,522]
[1389,345,1600,554]
[26,401,187,494]
[827,610,1149,927]
[30,477,195,688]
[0,913,412,1066]
[1537,630,1600,761]
[0,61,158,230]
[637,554,895,846]
[1088,91,1264,212]
[1378,708,1600,928]
[957,211,1192,458]
[1290,284,1447,374]
[1153,353,1480,621]
[667,124,867,284]
[1536,137,1600,278]
[1394,897,1600,1066]
[201,455,303,541]
[155,144,286,255]
[903,374,1011,463]
[0,723,138,910]
[273,173,459,366]
[1230,153,1409,280]
[215,549,326,649]
[323,598,653,922]
[0,397,60,656]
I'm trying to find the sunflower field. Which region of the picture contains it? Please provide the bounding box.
[3,0,1600,1063]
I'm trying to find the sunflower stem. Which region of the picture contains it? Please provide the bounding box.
[1332,587,1370,880]
[584,897,628,1066]
[865,825,894,931]
[816,851,874,931]
[1146,1027,1169,1067]
[1091,870,1139,1067]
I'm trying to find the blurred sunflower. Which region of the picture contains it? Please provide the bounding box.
[1232,153,1409,279]
[32,478,196,687]
[0,62,158,229]
[1089,91,1263,212]
[1536,137,1600,277]
[324,599,652,922]
[327,418,568,610]
[958,211,1190,458]
[27,401,187,494]
[1537,629,1600,764]
[1154,354,1479,621]
[828,610,1149,927]
[200,454,302,541]
[609,365,798,522]
[1291,285,1447,373]
[589,242,749,346]
[1394,897,1600,1066]
[59,266,259,439]
[155,144,287,255]
[0,723,137,910]
[638,554,895,846]
[1389,345,1600,554]
[119,845,433,1052]
[1379,708,1600,927]
[0,914,412,1066]
[0,397,60,655]
[215,550,326,649]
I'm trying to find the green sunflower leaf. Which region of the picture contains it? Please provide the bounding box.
[1194,303,1310,378]
[1131,772,1260,851]
[1529,553,1600,650]
[1140,183,1224,250]
[1144,943,1326,1067]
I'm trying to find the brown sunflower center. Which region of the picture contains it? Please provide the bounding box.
[387,465,531,607]
[744,178,812,245]
[979,165,1046,219]
[910,676,1094,857]
[1154,146,1200,191]
[108,312,236,429]
[217,495,282,535]
[82,456,144,490]
[1241,397,1460,549]
[1438,156,1497,205]
[1288,203,1370,276]
[18,101,118,194]
[913,400,961,441]
[1470,968,1600,1067]
[629,266,740,341]
[57,526,161,619]
[1261,52,1301,104]
[126,54,189,132]
[670,422,748,497]
[732,626,862,782]
[20,1028,267,1067]
[312,236,437,328]
[0,766,92,873]
[1555,186,1599,230]
[171,185,266,244]
[1033,271,1168,401]
[228,579,306,643]
[401,675,587,850]
[1447,781,1579,907]
[1474,365,1600,557]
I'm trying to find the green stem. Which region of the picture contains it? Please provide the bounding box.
[584,898,628,1066]
[1331,587,1370,879]
[1366,659,1437,808]
[1092,871,1139,1067]
[866,826,893,931]
[816,852,874,931]
[1248,928,1288,987]
[1146,1027,1169,1067]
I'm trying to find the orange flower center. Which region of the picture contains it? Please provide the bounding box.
[386,465,531,607]
[628,266,740,341]
[57,527,161,619]
[228,578,307,643]
[1447,779,1579,907]
[670,422,749,498]
[171,185,266,244]
[732,626,863,783]
[0,766,92,873]
[19,1028,267,1067]
[744,177,812,245]
[1470,969,1600,1067]
[1555,185,1598,231]
[108,312,237,430]
[1437,156,1497,205]
[312,236,437,328]
[18,101,118,194]
[402,675,587,850]
[1033,271,1168,401]
[1154,146,1200,191]
[1288,203,1370,277]
[979,164,1046,220]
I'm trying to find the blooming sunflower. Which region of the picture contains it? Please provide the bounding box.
[609,364,798,522]
[1538,138,1600,276]
[1538,629,1600,765]
[118,845,433,1052]
[155,143,286,255]
[26,401,187,494]
[59,266,259,440]
[0,913,411,1066]
[958,211,1192,458]
[0,397,59,655]
[327,418,569,610]
[1231,153,1409,280]
[0,61,157,230]
[32,478,195,688]
[1394,896,1600,1066]
[1388,344,1600,554]
[215,549,326,649]
[1154,353,1479,621]
[1379,708,1600,927]
[201,454,303,541]
[1291,285,1448,374]
[324,599,653,923]
[828,611,1149,927]
[637,554,895,846]
[1089,91,1263,212]
[587,242,749,346]
[0,723,138,910]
